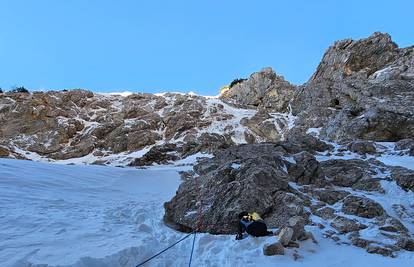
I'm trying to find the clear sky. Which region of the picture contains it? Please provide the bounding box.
[0,0,413,95]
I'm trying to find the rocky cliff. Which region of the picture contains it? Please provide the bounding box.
[220,32,414,142]
[0,90,294,165]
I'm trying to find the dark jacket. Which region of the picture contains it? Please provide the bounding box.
[236,212,272,239]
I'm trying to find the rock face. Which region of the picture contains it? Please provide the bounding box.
[0,90,295,165]
[164,144,304,234]
[390,166,414,192]
[342,196,385,218]
[1,32,413,165]
[291,32,414,142]
[164,141,413,256]
[220,67,296,112]
[287,151,325,186]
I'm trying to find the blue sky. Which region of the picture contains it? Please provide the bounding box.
[0,0,413,95]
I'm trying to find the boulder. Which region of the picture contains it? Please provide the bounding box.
[263,241,285,256]
[163,144,307,234]
[287,152,326,186]
[342,196,385,218]
[348,141,377,155]
[129,143,180,166]
[330,216,367,234]
[366,245,394,257]
[396,238,414,251]
[278,227,294,246]
[390,166,414,192]
[321,159,373,187]
[241,109,284,142]
[311,189,350,205]
[288,216,308,241]
[0,146,10,157]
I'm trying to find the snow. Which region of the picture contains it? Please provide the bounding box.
[99,91,134,97]
[1,156,414,267]
[231,163,241,169]
[376,154,414,170]
[306,127,322,137]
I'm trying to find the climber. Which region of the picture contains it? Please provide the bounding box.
[235,211,273,240]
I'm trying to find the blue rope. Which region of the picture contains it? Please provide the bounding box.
[135,231,195,267]
[188,231,197,267]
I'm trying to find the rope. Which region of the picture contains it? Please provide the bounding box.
[135,231,194,267]
[135,175,205,267]
[188,231,197,267]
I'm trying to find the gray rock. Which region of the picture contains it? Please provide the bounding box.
[396,237,414,251]
[342,196,385,218]
[163,144,304,234]
[321,159,373,187]
[395,138,414,151]
[288,152,326,186]
[241,109,284,142]
[278,227,294,246]
[288,216,308,241]
[263,241,285,256]
[330,216,367,234]
[291,32,414,142]
[390,166,414,192]
[313,207,336,220]
[309,189,350,205]
[366,245,395,257]
[220,67,296,112]
[348,141,377,155]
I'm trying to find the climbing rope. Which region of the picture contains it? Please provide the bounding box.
[188,231,197,267]
[135,176,205,267]
[135,231,195,267]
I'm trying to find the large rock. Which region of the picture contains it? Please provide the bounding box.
[390,166,414,192]
[241,109,285,142]
[321,159,374,187]
[288,216,308,241]
[129,143,180,166]
[396,238,414,252]
[292,32,414,142]
[220,67,296,112]
[348,141,377,155]
[287,151,326,186]
[342,196,385,218]
[278,227,294,246]
[263,241,285,256]
[163,144,307,234]
[330,216,367,234]
[308,189,350,205]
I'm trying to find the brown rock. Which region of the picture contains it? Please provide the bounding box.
[263,241,285,256]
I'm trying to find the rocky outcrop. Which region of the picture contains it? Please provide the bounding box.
[163,144,302,234]
[220,67,296,112]
[342,196,385,218]
[291,32,414,142]
[0,90,295,164]
[164,141,413,256]
[287,151,325,186]
[390,166,414,192]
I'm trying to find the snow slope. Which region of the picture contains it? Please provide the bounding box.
[1,158,413,267]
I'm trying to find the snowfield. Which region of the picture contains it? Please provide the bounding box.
[1,157,413,267]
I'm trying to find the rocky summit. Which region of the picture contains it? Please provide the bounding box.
[1,32,414,257]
